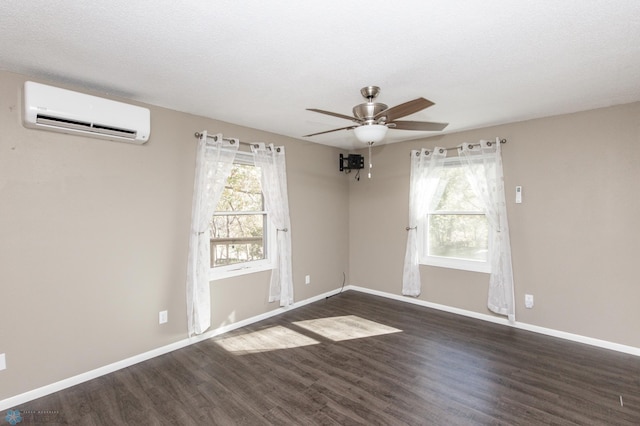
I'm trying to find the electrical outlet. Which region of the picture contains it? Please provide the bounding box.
[0,353,6,371]
[159,310,168,324]
[525,294,534,309]
[305,275,311,285]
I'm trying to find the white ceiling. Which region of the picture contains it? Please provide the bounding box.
[1,1,639,150]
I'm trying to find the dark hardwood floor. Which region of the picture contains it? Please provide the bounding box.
[18,291,640,425]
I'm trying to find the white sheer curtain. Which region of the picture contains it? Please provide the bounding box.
[251,143,294,307]
[402,147,447,296]
[186,132,238,336]
[459,138,515,321]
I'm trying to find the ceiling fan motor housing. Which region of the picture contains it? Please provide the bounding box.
[353,103,388,124]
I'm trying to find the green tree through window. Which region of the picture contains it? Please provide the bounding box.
[210,159,267,268]
[420,158,490,273]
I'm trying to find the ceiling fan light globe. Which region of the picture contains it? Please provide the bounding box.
[354,124,388,144]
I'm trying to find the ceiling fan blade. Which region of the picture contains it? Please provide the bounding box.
[303,125,358,137]
[307,108,360,122]
[374,98,434,122]
[390,120,449,131]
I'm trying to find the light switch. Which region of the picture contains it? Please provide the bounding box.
[515,186,522,204]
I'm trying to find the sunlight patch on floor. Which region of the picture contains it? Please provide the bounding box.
[293,315,402,341]
[214,325,320,354]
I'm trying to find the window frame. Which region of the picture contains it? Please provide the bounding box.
[209,151,276,281]
[418,156,492,274]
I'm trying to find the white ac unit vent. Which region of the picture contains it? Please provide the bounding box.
[23,81,151,144]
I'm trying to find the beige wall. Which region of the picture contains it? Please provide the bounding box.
[0,71,349,400]
[349,101,640,348]
[2,67,639,402]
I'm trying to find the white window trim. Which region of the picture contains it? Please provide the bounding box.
[418,156,492,274]
[209,151,276,281]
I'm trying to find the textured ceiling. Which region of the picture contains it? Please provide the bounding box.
[1,1,639,149]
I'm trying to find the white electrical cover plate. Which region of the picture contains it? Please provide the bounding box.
[524,294,534,308]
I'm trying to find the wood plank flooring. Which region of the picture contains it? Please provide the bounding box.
[17,291,640,424]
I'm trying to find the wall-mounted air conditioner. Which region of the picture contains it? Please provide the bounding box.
[23,81,151,144]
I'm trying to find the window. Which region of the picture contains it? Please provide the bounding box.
[209,151,275,279]
[419,157,491,273]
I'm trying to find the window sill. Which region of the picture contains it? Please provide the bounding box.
[420,256,491,274]
[209,261,275,281]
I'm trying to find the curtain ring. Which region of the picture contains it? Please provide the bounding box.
[406,226,417,231]
[439,148,444,154]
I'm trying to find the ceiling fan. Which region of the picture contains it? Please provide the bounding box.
[303,86,448,144]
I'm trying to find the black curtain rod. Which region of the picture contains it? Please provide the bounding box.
[194,131,506,151]
[420,138,507,154]
[447,138,506,151]
[194,132,280,151]
[194,131,253,146]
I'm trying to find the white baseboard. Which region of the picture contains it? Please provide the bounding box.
[347,285,640,357]
[0,287,344,411]
[3,284,638,411]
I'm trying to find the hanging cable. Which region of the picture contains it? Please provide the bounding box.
[325,272,346,301]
